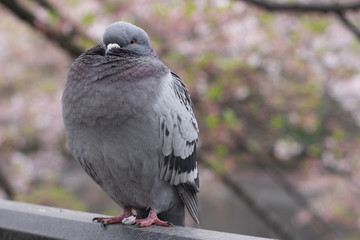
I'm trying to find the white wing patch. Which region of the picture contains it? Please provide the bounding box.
[153,72,199,186]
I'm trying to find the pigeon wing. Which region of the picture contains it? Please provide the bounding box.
[154,72,200,224]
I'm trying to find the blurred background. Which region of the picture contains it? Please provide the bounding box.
[1,0,360,239]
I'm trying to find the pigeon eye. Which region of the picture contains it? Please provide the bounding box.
[130,39,136,44]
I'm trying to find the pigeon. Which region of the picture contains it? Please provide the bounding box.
[62,21,199,227]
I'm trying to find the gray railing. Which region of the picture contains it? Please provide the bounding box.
[0,199,276,240]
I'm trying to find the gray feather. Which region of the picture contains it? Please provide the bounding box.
[177,181,200,225]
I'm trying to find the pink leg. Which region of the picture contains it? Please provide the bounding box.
[134,209,173,227]
[93,206,133,227]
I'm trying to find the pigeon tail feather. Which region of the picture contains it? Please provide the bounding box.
[176,182,200,225]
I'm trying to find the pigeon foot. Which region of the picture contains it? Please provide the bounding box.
[134,209,173,227]
[93,206,133,227]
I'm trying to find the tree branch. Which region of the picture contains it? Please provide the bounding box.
[251,153,341,239]
[222,173,296,240]
[0,167,14,200]
[0,0,88,58]
[32,0,57,14]
[198,154,297,240]
[336,12,360,40]
[238,1,360,42]
[238,0,360,13]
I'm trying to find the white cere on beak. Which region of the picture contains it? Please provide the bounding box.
[106,43,121,52]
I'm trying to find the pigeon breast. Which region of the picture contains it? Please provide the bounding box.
[62,45,168,127]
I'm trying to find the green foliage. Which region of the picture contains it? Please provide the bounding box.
[216,57,241,71]
[47,9,59,21]
[205,113,221,129]
[80,37,97,50]
[347,233,360,240]
[333,203,358,221]
[104,2,117,13]
[82,12,96,25]
[332,127,346,141]
[258,12,275,25]
[101,206,120,216]
[209,157,226,174]
[0,77,7,97]
[215,144,228,157]
[37,81,58,94]
[152,2,172,19]
[246,138,261,152]
[17,183,87,211]
[270,114,285,129]
[301,17,330,34]
[69,0,79,6]
[196,53,219,70]
[222,108,238,128]
[184,1,196,17]
[206,84,223,100]
[19,126,40,153]
[307,143,322,157]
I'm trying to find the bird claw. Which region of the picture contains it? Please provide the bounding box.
[101,220,108,229]
[93,217,109,228]
[92,206,133,227]
[133,209,173,227]
[134,220,173,228]
[92,217,102,222]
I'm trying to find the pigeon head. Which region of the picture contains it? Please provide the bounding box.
[103,21,155,56]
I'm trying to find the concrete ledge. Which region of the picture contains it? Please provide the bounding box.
[0,199,276,240]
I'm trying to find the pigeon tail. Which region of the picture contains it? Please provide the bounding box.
[177,182,200,225]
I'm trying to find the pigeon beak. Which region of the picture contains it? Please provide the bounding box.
[106,43,121,55]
